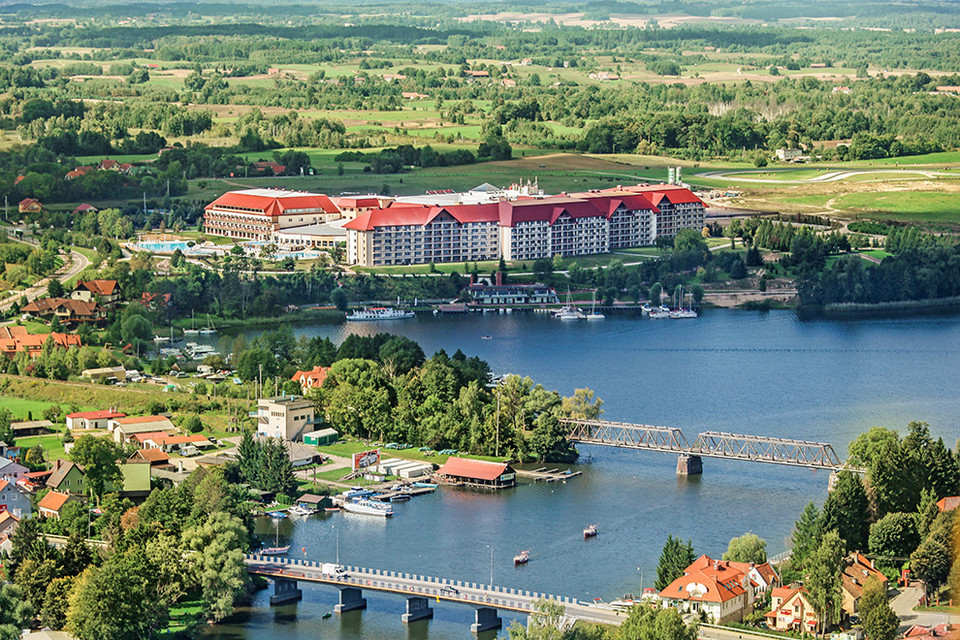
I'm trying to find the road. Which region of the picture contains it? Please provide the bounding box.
[890,585,958,631]
[245,555,628,626]
[0,246,91,313]
[697,168,956,184]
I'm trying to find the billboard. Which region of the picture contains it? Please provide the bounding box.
[352,449,380,471]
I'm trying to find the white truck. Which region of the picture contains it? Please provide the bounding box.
[321,563,348,579]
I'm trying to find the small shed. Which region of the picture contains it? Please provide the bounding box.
[10,420,54,437]
[303,428,339,446]
[436,456,516,489]
[296,493,332,509]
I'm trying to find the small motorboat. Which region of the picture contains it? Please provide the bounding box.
[481,335,493,340]
[390,494,411,502]
[584,524,598,539]
[259,545,290,556]
[514,550,530,566]
[266,510,288,519]
[324,506,341,512]
[289,505,315,517]
[322,612,333,620]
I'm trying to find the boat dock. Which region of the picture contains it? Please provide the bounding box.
[368,486,436,502]
[517,467,582,483]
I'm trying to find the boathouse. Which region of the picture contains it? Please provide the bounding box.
[436,457,516,489]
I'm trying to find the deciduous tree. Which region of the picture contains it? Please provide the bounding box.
[723,532,767,564]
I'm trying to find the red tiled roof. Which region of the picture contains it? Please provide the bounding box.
[437,456,509,481]
[937,496,960,512]
[659,555,751,604]
[113,415,170,426]
[0,330,82,355]
[205,189,338,217]
[132,448,170,463]
[292,366,329,389]
[67,410,126,420]
[334,196,381,209]
[78,280,119,296]
[38,490,71,512]
[132,431,174,443]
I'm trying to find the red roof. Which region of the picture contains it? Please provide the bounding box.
[78,280,119,296]
[437,456,510,481]
[937,496,960,512]
[132,448,170,463]
[132,431,175,443]
[292,366,329,389]
[659,555,751,604]
[66,409,126,420]
[38,490,71,512]
[334,196,382,209]
[152,434,211,446]
[205,189,338,217]
[113,415,170,426]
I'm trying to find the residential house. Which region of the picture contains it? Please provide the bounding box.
[841,553,888,615]
[66,409,126,430]
[129,448,170,466]
[38,490,74,518]
[0,457,28,482]
[257,395,319,441]
[936,496,960,512]
[766,585,819,633]
[143,434,214,455]
[72,280,123,307]
[658,555,757,624]
[0,478,32,518]
[73,203,98,214]
[0,326,82,358]
[286,441,324,467]
[0,510,19,539]
[291,366,329,392]
[725,561,781,592]
[141,292,171,310]
[81,366,126,383]
[776,148,803,161]
[108,415,177,444]
[47,460,87,496]
[19,198,42,214]
[22,297,104,324]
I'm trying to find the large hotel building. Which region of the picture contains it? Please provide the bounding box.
[202,183,705,266]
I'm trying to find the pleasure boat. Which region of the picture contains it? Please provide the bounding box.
[346,307,415,321]
[583,524,598,538]
[514,550,530,565]
[341,497,394,517]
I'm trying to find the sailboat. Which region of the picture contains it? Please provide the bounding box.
[260,518,290,556]
[585,290,604,320]
[198,313,217,335]
[183,310,200,335]
[669,287,698,319]
[649,289,670,319]
[554,289,585,320]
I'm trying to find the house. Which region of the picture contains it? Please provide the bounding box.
[81,366,126,383]
[0,510,19,540]
[19,198,42,214]
[0,326,82,358]
[291,366,329,392]
[0,457,28,482]
[286,441,324,467]
[22,298,104,324]
[841,553,888,615]
[766,585,819,633]
[724,560,780,592]
[936,496,960,512]
[0,478,32,518]
[72,280,122,307]
[141,292,171,309]
[436,457,516,489]
[38,490,74,518]
[257,394,319,441]
[47,460,87,495]
[251,161,287,176]
[108,415,177,444]
[658,555,757,623]
[776,148,803,161]
[73,203,98,214]
[303,428,339,446]
[143,434,214,454]
[130,448,170,466]
[66,409,126,430]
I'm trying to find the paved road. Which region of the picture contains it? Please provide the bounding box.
[891,586,958,631]
[0,246,90,313]
[246,555,627,626]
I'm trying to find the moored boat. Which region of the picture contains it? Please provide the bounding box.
[583,524,598,538]
[289,504,316,516]
[346,307,415,321]
[259,545,291,556]
[341,498,394,517]
[514,550,530,565]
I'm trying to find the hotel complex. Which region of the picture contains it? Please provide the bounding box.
[202,183,705,266]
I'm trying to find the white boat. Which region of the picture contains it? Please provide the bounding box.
[184,311,201,335]
[585,291,604,320]
[289,504,316,517]
[514,550,530,565]
[346,307,415,321]
[649,307,671,319]
[584,524,598,538]
[197,313,217,334]
[341,498,394,517]
[669,289,698,319]
[554,289,585,320]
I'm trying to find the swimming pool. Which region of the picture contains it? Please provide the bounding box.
[136,241,191,253]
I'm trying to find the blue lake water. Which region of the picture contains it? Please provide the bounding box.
[205,310,960,639]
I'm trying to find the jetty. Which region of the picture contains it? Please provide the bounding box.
[517,467,582,482]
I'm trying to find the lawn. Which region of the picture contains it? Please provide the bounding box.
[834,191,960,223]
[316,439,507,465]
[13,433,68,460]
[0,395,91,420]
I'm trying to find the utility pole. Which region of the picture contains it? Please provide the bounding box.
[258,363,263,400]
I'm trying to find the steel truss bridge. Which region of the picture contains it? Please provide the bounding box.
[561,419,863,473]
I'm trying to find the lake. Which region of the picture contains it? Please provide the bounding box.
[205,310,960,639]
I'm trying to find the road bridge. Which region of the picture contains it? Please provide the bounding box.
[245,555,626,633]
[561,419,862,476]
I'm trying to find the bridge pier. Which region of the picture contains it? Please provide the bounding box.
[402,596,434,623]
[269,577,302,605]
[334,587,367,613]
[471,607,502,634]
[676,454,702,476]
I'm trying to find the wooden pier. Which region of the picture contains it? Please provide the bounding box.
[517,467,582,483]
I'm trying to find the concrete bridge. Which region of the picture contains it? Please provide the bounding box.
[561,418,864,476]
[245,554,626,633]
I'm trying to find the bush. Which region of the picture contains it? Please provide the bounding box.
[183,414,204,433]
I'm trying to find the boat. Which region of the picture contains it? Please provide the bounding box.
[390,494,411,502]
[341,498,394,517]
[197,314,217,335]
[554,289,585,320]
[324,506,341,512]
[610,594,637,610]
[585,291,605,321]
[260,516,289,555]
[514,550,530,565]
[266,510,287,519]
[289,504,316,516]
[481,335,493,340]
[641,303,652,316]
[346,307,415,321]
[322,612,333,620]
[184,311,201,335]
[412,482,437,489]
[648,307,671,319]
[669,289,698,319]
[584,524,598,538]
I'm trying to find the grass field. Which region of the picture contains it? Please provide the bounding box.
[13,433,68,460]
[834,191,960,222]
[316,440,506,465]
[0,395,92,420]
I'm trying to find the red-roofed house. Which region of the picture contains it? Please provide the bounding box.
[109,415,177,444]
[66,409,126,431]
[291,366,329,392]
[937,496,960,512]
[73,203,99,214]
[841,553,887,615]
[19,198,42,214]
[0,478,32,518]
[766,585,819,633]
[22,298,104,324]
[130,448,170,466]
[0,326,82,359]
[38,490,74,518]
[72,280,122,307]
[658,555,757,623]
[436,456,516,489]
[204,188,341,240]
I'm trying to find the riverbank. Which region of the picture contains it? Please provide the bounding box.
[819,295,960,318]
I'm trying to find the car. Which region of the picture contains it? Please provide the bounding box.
[440,585,459,595]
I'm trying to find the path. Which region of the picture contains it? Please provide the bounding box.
[890,585,958,631]
[0,246,91,313]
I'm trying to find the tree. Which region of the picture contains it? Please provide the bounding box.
[648,282,662,305]
[330,287,348,312]
[182,414,204,433]
[673,228,707,255]
[0,583,32,640]
[821,471,870,551]
[729,258,747,279]
[47,279,64,298]
[182,511,249,621]
[560,388,604,419]
[861,581,899,640]
[378,336,425,377]
[41,575,77,630]
[723,533,767,564]
[805,530,845,634]
[618,604,698,640]
[70,436,123,500]
[655,535,695,590]
[790,501,823,568]
[507,599,568,640]
[868,512,919,566]
[911,536,950,592]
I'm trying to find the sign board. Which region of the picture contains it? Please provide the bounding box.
[352,449,380,471]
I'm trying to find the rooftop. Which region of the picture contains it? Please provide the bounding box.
[437,456,510,481]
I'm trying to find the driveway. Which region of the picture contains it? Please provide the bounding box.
[890,585,957,631]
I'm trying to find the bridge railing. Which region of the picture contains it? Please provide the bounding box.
[561,418,690,452]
